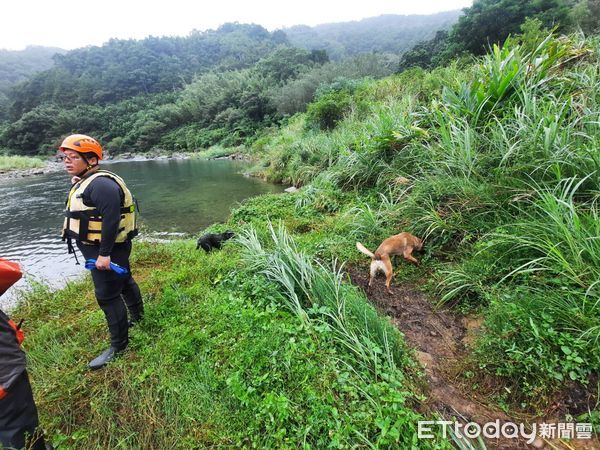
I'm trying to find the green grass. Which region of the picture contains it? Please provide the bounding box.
[15,233,449,448]
[252,31,600,408]
[476,286,600,402]
[0,155,46,170]
[192,144,241,159]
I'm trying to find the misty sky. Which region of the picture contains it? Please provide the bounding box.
[1,0,472,51]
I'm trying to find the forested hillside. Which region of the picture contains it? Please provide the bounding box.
[0,46,65,92]
[0,1,596,160]
[8,24,286,115]
[0,13,460,157]
[0,46,65,128]
[0,24,294,153]
[399,0,599,70]
[284,11,461,61]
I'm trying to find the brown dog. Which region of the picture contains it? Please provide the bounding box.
[356,232,423,294]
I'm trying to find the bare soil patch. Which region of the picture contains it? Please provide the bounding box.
[346,265,598,450]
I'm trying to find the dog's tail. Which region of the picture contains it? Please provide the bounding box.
[356,242,375,259]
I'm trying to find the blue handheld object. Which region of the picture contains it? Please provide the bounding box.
[84,259,129,276]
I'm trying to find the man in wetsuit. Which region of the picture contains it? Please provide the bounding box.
[60,134,144,370]
[0,258,46,450]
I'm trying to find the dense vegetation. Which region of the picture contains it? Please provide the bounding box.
[0,14,464,157]
[399,0,598,70]
[0,46,65,132]
[18,213,453,448]
[2,2,596,158]
[0,154,44,170]
[253,28,599,408]
[0,46,64,92]
[0,24,289,154]
[284,11,461,61]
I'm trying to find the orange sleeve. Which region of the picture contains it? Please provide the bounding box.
[7,319,24,345]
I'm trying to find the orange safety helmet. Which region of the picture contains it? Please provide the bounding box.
[59,134,103,160]
[0,258,22,296]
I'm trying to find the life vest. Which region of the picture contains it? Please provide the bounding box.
[0,260,25,400]
[62,170,138,245]
[0,258,24,353]
[0,258,22,295]
[0,313,25,400]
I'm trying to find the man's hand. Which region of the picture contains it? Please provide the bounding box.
[96,255,111,271]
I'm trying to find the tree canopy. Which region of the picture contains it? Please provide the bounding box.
[0,18,422,155]
[7,23,285,119]
[398,0,586,71]
[0,46,65,92]
[285,11,461,61]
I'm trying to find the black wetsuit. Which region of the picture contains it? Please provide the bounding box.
[0,310,45,450]
[74,173,143,351]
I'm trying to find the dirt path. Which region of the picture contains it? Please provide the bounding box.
[346,266,597,450]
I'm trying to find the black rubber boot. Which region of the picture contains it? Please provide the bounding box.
[88,347,123,370]
[127,317,141,328]
[100,297,128,346]
[121,276,144,327]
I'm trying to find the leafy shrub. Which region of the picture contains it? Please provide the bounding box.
[305,89,354,130]
[477,287,600,401]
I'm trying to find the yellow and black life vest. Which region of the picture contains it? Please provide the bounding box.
[62,170,138,245]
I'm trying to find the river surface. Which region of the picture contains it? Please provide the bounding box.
[0,158,284,308]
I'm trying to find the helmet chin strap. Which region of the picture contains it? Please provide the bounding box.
[75,156,99,178]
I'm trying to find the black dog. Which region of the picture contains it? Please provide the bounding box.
[196,231,235,252]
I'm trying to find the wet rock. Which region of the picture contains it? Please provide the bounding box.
[285,186,299,193]
[415,351,434,368]
[532,437,545,448]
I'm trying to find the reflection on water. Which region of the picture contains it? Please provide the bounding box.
[0,158,284,308]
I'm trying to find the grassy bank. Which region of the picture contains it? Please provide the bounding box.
[0,154,45,170]
[12,29,599,447]
[253,31,600,412]
[16,194,453,448]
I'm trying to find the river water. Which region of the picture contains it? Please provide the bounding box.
[0,158,284,308]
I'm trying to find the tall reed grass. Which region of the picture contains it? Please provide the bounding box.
[253,31,599,403]
[237,221,410,376]
[493,177,599,288]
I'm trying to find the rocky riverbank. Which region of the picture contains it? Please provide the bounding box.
[0,150,251,180]
[0,161,63,180]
